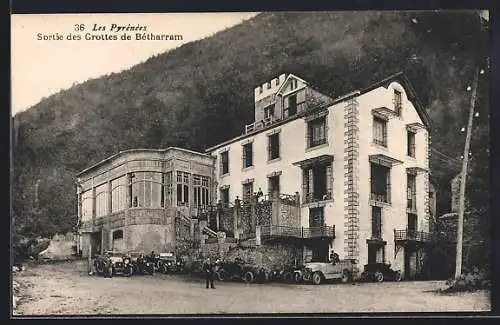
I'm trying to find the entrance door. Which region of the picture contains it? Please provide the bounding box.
[311,241,329,262]
[90,231,102,257]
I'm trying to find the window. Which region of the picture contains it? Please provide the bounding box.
[394,89,402,115]
[131,172,163,208]
[220,151,229,175]
[309,207,324,227]
[81,190,93,222]
[290,79,298,90]
[268,133,280,161]
[407,131,416,157]
[407,173,417,210]
[370,163,391,203]
[371,206,382,239]
[307,116,327,148]
[176,171,190,206]
[111,176,128,213]
[373,116,387,147]
[302,162,332,203]
[408,213,417,232]
[259,86,263,94]
[193,175,210,207]
[95,183,108,217]
[242,143,253,168]
[242,182,254,202]
[286,94,297,116]
[266,82,271,89]
[275,78,280,86]
[112,229,123,240]
[220,187,230,206]
[264,104,275,119]
[268,175,280,197]
[164,172,172,207]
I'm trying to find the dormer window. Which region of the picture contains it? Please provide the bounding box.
[259,86,263,94]
[290,79,298,90]
[275,79,280,86]
[267,82,271,89]
[394,89,402,116]
[264,104,275,119]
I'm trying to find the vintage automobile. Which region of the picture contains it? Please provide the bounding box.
[128,252,155,275]
[359,262,402,282]
[215,258,259,284]
[93,251,133,277]
[302,259,356,285]
[157,252,182,274]
[269,266,304,284]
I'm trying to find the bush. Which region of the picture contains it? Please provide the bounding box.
[444,266,491,292]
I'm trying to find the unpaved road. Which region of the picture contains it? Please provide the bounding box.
[12,260,490,315]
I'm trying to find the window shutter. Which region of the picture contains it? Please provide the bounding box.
[302,169,308,202]
[326,163,332,194]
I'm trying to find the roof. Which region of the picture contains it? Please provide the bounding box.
[76,147,214,177]
[206,72,430,153]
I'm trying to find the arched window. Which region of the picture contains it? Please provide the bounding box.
[112,229,123,240]
[81,190,93,222]
[111,176,128,212]
[131,172,163,208]
[95,183,109,217]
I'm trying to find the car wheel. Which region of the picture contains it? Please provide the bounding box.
[312,272,323,285]
[216,269,227,281]
[124,266,133,277]
[294,272,302,283]
[394,271,402,282]
[341,270,350,284]
[243,271,254,284]
[375,271,384,283]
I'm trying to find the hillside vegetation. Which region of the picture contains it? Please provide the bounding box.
[12,11,489,266]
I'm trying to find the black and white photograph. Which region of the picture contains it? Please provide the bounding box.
[10,10,491,316]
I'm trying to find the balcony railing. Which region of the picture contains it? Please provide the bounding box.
[245,116,281,134]
[394,229,435,244]
[260,225,335,240]
[304,190,332,203]
[370,192,390,204]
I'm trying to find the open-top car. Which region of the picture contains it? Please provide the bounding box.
[359,262,402,282]
[302,259,356,285]
[93,251,133,277]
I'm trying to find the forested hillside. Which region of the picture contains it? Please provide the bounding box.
[12,11,489,264]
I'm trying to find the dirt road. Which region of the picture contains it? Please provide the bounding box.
[12,260,490,315]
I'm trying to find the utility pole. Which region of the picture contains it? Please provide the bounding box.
[454,67,479,280]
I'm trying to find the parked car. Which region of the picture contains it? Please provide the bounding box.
[359,262,402,283]
[302,259,356,285]
[128,252,155,275]
[216,258,258,284]
[93,251,133,277]
[157,252,182,273]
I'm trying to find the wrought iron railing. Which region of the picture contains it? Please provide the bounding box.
[394,229,435,243]
[304,190,332,203]
[370,192,390,204]
[260,225,335,239]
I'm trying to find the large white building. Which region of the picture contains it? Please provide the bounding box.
[206,72,433,278]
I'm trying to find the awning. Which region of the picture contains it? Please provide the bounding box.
[372,106,398,120]
[406,166,428,174]
[369,154,403,167]
[293,154,334,168]
[406,122,426,132]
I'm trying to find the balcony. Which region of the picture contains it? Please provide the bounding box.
[245,116,281,134]
[304,190,332,204]
[260,225,335,241]
[394,229,435,245]
[370,192,390,204]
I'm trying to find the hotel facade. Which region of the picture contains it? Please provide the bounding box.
[77,72,434,279]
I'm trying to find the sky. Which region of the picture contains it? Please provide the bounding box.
[11,13,259,115]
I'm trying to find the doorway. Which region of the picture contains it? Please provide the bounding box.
[90,231,102,257]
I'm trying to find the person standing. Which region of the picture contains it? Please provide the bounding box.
[203,257,215,289]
